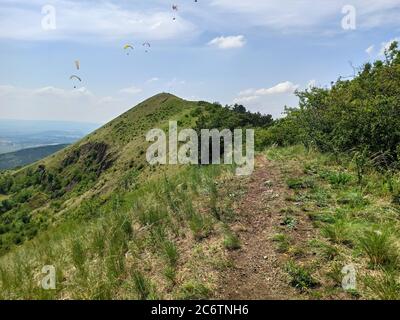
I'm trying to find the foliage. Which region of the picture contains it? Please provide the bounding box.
[265,42,400,168]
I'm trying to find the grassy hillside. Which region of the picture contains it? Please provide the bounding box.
[0,144,69,170]
[265,146,400,300]
[0,93,198,253]
[0,93,272,299]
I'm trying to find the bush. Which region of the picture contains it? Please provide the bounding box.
[265,42,400,168]
[286,177,315,190]
[321,220,352,245]
[285,261,319,291]
[358,230,398,268]
[178,280,210,300]
[272,233,291,253]
[223,230,241,250]
[364,272,400,300]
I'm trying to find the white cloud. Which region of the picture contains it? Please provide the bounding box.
[0,84,135,123]
[237,82,299,99]
[210,0,400,32]
[233,81,299,118]
[255,81,299,95]
[146,77,160,84]
[366,45,375,56]
[119,85,142,95]
[208,35,246,49]
[0,0,196,41]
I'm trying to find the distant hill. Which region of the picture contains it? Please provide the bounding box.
[0,144,69,170]
[0,119,100,154]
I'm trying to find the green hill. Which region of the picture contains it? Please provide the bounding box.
[0,93,198,250]
[0,93,274,299]
[0,144,69,170]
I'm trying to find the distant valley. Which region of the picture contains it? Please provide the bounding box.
[0,119,100,154]
[0,144,69,170]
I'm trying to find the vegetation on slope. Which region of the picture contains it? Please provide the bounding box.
[261,42,400,168]
[267,145,400,299]
[251,44,400,299]
[0,92,274,300]
[0,163,244,299]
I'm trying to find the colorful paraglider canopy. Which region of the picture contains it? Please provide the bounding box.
[124,44,134,55]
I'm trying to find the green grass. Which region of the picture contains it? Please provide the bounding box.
[0,158,236,299]
[364,272,400,300]
[358,229,398,269]
[223,229,241,250]
[272,233,291,253]
[266,145,400,300]
[178,280,211,300]
[0,94,200,253]
[285,261,319,291]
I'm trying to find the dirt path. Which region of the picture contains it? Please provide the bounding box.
[215,155,304,300]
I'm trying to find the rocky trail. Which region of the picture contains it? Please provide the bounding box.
[215,155,314,299]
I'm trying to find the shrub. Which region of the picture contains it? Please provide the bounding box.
[285,261,319,291]
[223,230,241,250]
[358,230,398,268]
[286,177,315,190]
[265,42,400,169]
[178,280,210,300]
[272,233,291,253]
[326,171,352,187]
[321,220,352,245]
[364,272,400,300]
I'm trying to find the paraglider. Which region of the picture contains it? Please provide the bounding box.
[172,4,178,20]
[142,42,151,53]
[70,75,82,89]
[124,44,134,55]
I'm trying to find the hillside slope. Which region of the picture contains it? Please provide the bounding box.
[0,93,276,299]
[0,93,200,253]
[0,144,69,170]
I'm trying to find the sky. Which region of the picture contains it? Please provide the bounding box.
[0,0,400,124]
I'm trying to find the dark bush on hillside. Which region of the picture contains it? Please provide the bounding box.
[0,174,13,194]
[256,108,305,149]
[195,103,273,131]
[194,103,274,156]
